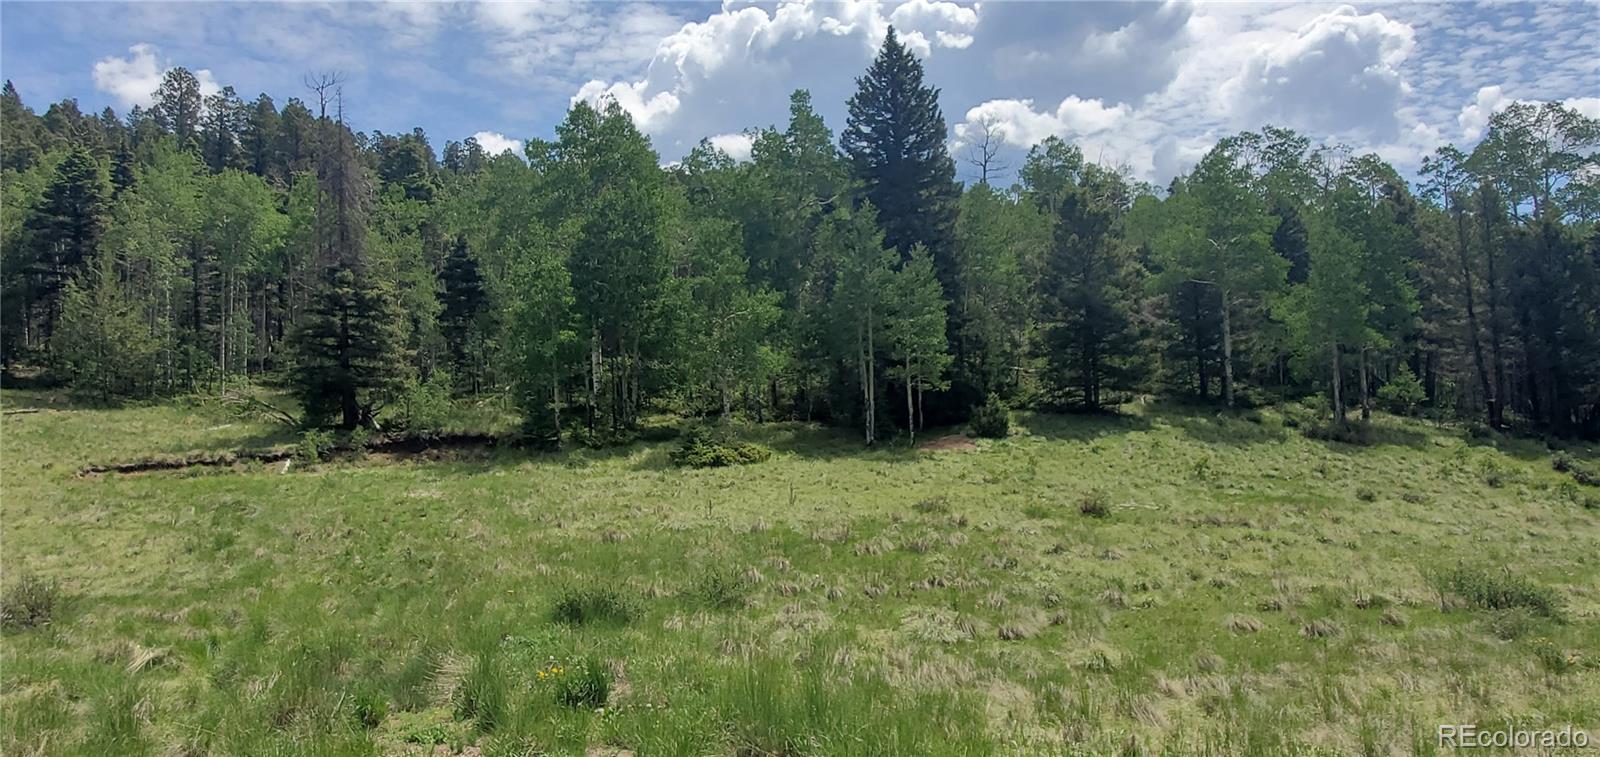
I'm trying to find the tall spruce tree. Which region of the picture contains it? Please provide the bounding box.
[438,233,491,392]
[841,27,966,416]
[290,86,412,428]
[24,147,110,345]
[1040,188,1146,410]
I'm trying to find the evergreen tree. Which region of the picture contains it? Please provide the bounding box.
[291,265,413,427]
[1040,188,1146,410]
[841,27,965,415]
[242,94,282,181]
[438,234,491,392]
[23,147,110,344]
[152,68,204,150]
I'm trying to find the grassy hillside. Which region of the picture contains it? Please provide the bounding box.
[2,391,1597,755]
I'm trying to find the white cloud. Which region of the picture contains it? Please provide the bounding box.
[708,132,754,162]
[472,130,523,156]
[1223,6,1416,140]
[1457,85,1513,141]
[91,43,219,110]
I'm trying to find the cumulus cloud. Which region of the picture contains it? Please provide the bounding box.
[1223,6,1416,140]
[91,43,220,109]
[708,132,755,162]
[956,96,1131,147]
[570,1,987,159]
[472,130,524,156]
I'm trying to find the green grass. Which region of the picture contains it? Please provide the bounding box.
[3,390,1598,754]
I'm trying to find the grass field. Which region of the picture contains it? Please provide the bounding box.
[2,390,1597,755]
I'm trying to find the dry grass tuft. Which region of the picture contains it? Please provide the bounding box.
[853,536,895,556]
[997,610,1047,641]
[1099,589,1128,609]
[1300,618,1343,638]
[1225,614,1264,634]
[1380,608,1408,627]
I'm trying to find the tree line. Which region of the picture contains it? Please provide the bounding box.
[3,28,1598,441]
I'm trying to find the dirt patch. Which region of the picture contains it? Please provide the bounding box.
[918,434,977,453]
[78,432,510,477]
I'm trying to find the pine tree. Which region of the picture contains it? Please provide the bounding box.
[1040,188,1146,410]
[23,147,110,345]
[290,84,412,428]
[438,233,490,392]
[841,28,964,414]
[292,265,413,427]
[152,68,204,151]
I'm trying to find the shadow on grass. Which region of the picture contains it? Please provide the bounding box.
[1016,408,1153,442]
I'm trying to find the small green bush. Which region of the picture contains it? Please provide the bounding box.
[351,689,389,729]
[1376,366,1425,416]
[1483,608,1538,641]
[296,429,334,463]
[1078,490,1111,518]
[1530,638,1574,675]
[1426,564,1563,619]
[968,394,1010,439]
[671,425,772,468]
[550,587,638,626]
[1,573,63,630]
[691,565,751,610]
[391,371,453,433]
[551,655,611,709]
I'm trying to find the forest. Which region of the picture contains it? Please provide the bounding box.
[3,27,1599,443]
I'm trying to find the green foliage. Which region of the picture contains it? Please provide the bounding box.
[0,573,63,630]
[550,587,638,626]
[296,429,334,463]
[50,271,161,401]
[671,424,773,468]
[968,393,1010,438]
[390,370,453,433]
[291,265,414,429]
[1041,187,1147,409]
[1377,365,1426,416]
[1426,564,1563,619]
[691,565,751,610]
[549,655,611,710]
[1077,489,1111,518]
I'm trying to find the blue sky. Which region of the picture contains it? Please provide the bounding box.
[2,1,1596,184]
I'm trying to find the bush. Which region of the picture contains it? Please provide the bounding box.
[550,587,638,626]
[1553,453,1600,487]
[1426,564,1563,619]
[550,655,611,709]
[1,573,63,630]
[1377,365,1426,416]
[351,689,389,729]
[296,429,335,463]
[691,565,751,610]
[968,394,1010,439]
[391,371,453,432]
[1077,490,1111,518]
[671,424,772,468]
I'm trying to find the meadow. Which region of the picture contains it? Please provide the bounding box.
[2,390,1597,755]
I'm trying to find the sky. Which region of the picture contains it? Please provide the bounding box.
[2,0,1596,185]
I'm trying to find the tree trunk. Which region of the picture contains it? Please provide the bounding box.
[1454,209,1495,427]
[1359,348,1371,422]
[1331,345,1345,426]
[1481,194,1508,428]
[1219,288,1235,408]
[905,358,915,445]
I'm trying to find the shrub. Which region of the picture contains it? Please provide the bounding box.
[671,424,772,468]
[1426,564,1563,619]
[391,371,453,432]
[1078,490,1111,518]
[351,689,389,729]
[691,565,751,610]
[1376,365,1426,416]
[550,656,611,709]
[1530,638,1575,675]
[551,587,638,626]
[1,573,63,630]
[1354,487,1377,503]
[296,429,334,463]
[1483,608,1538,641]
[968,394,1010,439]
